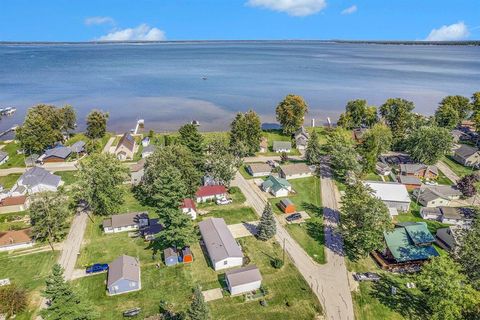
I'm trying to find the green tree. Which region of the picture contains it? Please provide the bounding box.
[205,138,239,187]
[187,286,210,320]
[276,94,308,135]
[337,100,378,129]
[305,130,322,165]
[457,217,480,290]
[179,123,205,171]
[339,182,392,260]
[42,264,95,320]
[439,95,472,120]
[326,128,362,181]
[0,284,28,318]
[360,124,392,172]
[435,103,460,129]
[417,255,480,320]
[229,110,262,157]
[85,110,109,139]
[143,165,187,212]
[156,208,197,249]
[472,91,480,111]
[379,98,415,148]
[257,203,276,241]
[60,105,77,135]
[405,126,453,165]
[16,104,65,154]
[30,192,70,250]
[75,153,129,215]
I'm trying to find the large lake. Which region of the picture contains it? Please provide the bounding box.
[0,41,479,133]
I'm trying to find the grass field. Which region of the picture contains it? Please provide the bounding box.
[435,169,454,185]
[0,142,26,168]
[54,170,78,186]
[0,173,21,189]
[441,155,477,178]
[258,130,301,156]
[0,211,30,231]
[362,172,383,181]
[199,206,258,224]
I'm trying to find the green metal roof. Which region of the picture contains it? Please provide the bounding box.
[384,222,439,263]
[262,176,291,193]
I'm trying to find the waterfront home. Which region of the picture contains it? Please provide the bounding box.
[195,185,227,203]
[69,141,86,154]
[272,141,292,153]
[259,137,268,153]
[130,158,145,185]
[261,176,291,197]
[420,206,474,227]
[0,229,34,252]
[102,212,149,234]
[247,163,272,177]
[115,133,136,161]
[180,198,197,219]
[199,218,244,271]
[436,227,463,252]
[164,248,178,267]
[225,265,262,295]
[107,255,141,295]
[363,181,411,213]
[413,185,462,207]
[0,151,8,166]
[37,146,72,163]
[279,163,312,180]
[398,175,422,191]
[141,145,155,158]
[294,126,309,150]
[12,167,62,195]
[452,144,480,167]
[399,164,438,179]
[0,195,29,213]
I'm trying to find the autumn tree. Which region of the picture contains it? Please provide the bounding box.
[276,94,308,135]
[85,110,109,139]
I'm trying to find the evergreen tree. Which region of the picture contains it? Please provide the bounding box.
[30,192,70,250]
[44,264,70,302]
[276,94,309,135]
[157,208,197,249]
[339,182,393,260]
[305,130,322,165]
[257,203,276,241]
[75,153,129,215]
[85,110,109,139]
[179,123,205,171]
[457,217,480,290]
[187,286,210,320]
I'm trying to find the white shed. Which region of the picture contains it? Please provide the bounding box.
[225,265,262,295]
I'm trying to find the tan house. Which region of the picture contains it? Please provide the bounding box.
[452,144,480,168]
[115,133,136,161]
[0,196,29,214]
[279,163,312,180]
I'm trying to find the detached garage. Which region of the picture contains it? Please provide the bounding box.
[225,265,262,295]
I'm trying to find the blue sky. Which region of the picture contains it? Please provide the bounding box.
[0,0,479,41]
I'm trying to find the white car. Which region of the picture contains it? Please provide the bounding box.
[216,197,232,205]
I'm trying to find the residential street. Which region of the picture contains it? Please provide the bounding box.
[0,161,79,176]
[232,168,354,320]
[436,160,460,183]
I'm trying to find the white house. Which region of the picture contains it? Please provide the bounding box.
[261,176,292,197]
[198,218,244,271]
[225,265,262,295]
[294,126,309,150]
[102,212,149,234]
[272,141,292,153]
[279,163,312,180]
[420,207,474,227]
[195,185,227,203]
[12,167,62,195]
[180,198,197,220]
[414,185,462,207]
[363,181,411,213]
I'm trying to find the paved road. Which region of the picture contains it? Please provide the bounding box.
[243,155,303,163]
[436,160,460,183]
[103,136,116,154]
[0,161,79,176]
[232,171,354,320]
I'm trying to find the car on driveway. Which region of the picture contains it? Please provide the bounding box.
[285,213,302,222]
[123,307,141,317]
[86,263,109,274]
[216,197,232,205]
[353,272,381,282]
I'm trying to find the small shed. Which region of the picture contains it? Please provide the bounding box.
[164,248,178,267]
[279,198,296,214]
[182,247,193,263]
[225,265,262,295]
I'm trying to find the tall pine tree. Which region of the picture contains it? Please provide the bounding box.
[187,286,210,320]
[257,203,276,241]
[305,130,322,165]
[156,208,197,249]
[179,123,205,171]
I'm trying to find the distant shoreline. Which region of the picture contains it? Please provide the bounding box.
[0,39,479,46]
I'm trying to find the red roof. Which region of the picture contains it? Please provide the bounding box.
[0,229,32,246]
[180,198,196,210]
[0,196,27,207]
[195,185,227,198]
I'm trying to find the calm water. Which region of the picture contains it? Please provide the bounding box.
[0,41,479,133]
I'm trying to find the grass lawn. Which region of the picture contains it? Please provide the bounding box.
[199,206,258,225]
[0,142,26,168]
[0,173,21,189]
[441,155,477,178]
[65,133,88,146]
[239,164,255,180]
[394,201,449,234]
[0,211,30,231]
[435,170,454,185]
[0,250,59,319]
[258,130,301,156]
[269,176,326,264]
[117,187,157,215]
[362,172,383,181]
[54,170,78,186]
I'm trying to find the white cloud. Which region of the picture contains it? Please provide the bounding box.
[246,0,327,17]
[341,5,357,15]
[85,16,115,26]
[97,24,166,41]
[425,21,469,41]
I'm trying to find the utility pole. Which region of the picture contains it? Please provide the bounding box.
[283,238,286,264]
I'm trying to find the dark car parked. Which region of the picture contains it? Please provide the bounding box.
[285,213,302,222]
[123,307,141,317]
[86,263,109,274]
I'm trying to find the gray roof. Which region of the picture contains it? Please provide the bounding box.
[280,163,311,176]
[0,151,7,161]
[41,146,72,159]
[272,141,292,151]
[439,207,475,220]
[399,164,438,176]
[164,247,177,259]
[24,154,39,166]
[247,163,272,174]
[226,265,262,287]
[398,175,422,185]
[18,167,61,188]
[280,198,294,207]
[417,185,462,203]
[107,255,140,287]
[69,141,86,153]
[421,207,442,218]
[116,133,135,152]
[142,145,155,154]
[103,212,149,229]
[454,144,479,159]
[198,218,243,262]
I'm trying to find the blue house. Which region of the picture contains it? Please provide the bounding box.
[164,248,178,267]
[107,255,141,295]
